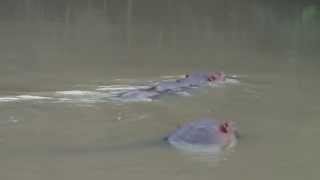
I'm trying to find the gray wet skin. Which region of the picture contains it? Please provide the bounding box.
[165,118,238,151]
[166,119,223,146]
[117,72,225,101]
[154,72,212,92]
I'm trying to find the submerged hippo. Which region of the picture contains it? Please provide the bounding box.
[165,118,238,152]
[115,72,226,101]
[153,72,225,92]
[153,72,226,92]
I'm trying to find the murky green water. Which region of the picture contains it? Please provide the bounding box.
[0,1,320,180]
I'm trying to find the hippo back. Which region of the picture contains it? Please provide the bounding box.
[155,81,186,92]
[179,72,210,87]
[167,118,224,150]
[155,72,210,92]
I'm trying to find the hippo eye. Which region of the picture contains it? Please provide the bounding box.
[219,124,228,133]
[185,74,189,78]
[207,76,216,82]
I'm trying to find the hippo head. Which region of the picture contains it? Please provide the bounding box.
[184,72,226,83]
[207,72,226,82]
[218,121,238,147]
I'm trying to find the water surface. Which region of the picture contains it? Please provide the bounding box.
[0,1,320,180]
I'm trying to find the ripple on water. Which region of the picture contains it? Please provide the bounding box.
[0,95,53,102]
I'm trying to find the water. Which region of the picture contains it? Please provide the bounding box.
[1,0,320,179]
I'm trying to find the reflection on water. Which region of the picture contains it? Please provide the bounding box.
[0,0,320,180]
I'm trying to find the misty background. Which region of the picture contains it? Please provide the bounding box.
[0,0,319,91]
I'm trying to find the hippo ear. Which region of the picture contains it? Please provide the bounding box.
[223,122,229,127]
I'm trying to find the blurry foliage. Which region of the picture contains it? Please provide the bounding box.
[0,0,319,55]
[302,5,320,24]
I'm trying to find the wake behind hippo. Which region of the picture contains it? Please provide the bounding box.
[114,72,227,102]
[165,118,238,153]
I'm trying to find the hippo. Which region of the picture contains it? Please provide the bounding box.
[165,118,238,152]
[115,72,226,101]
[153,72,226,92]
